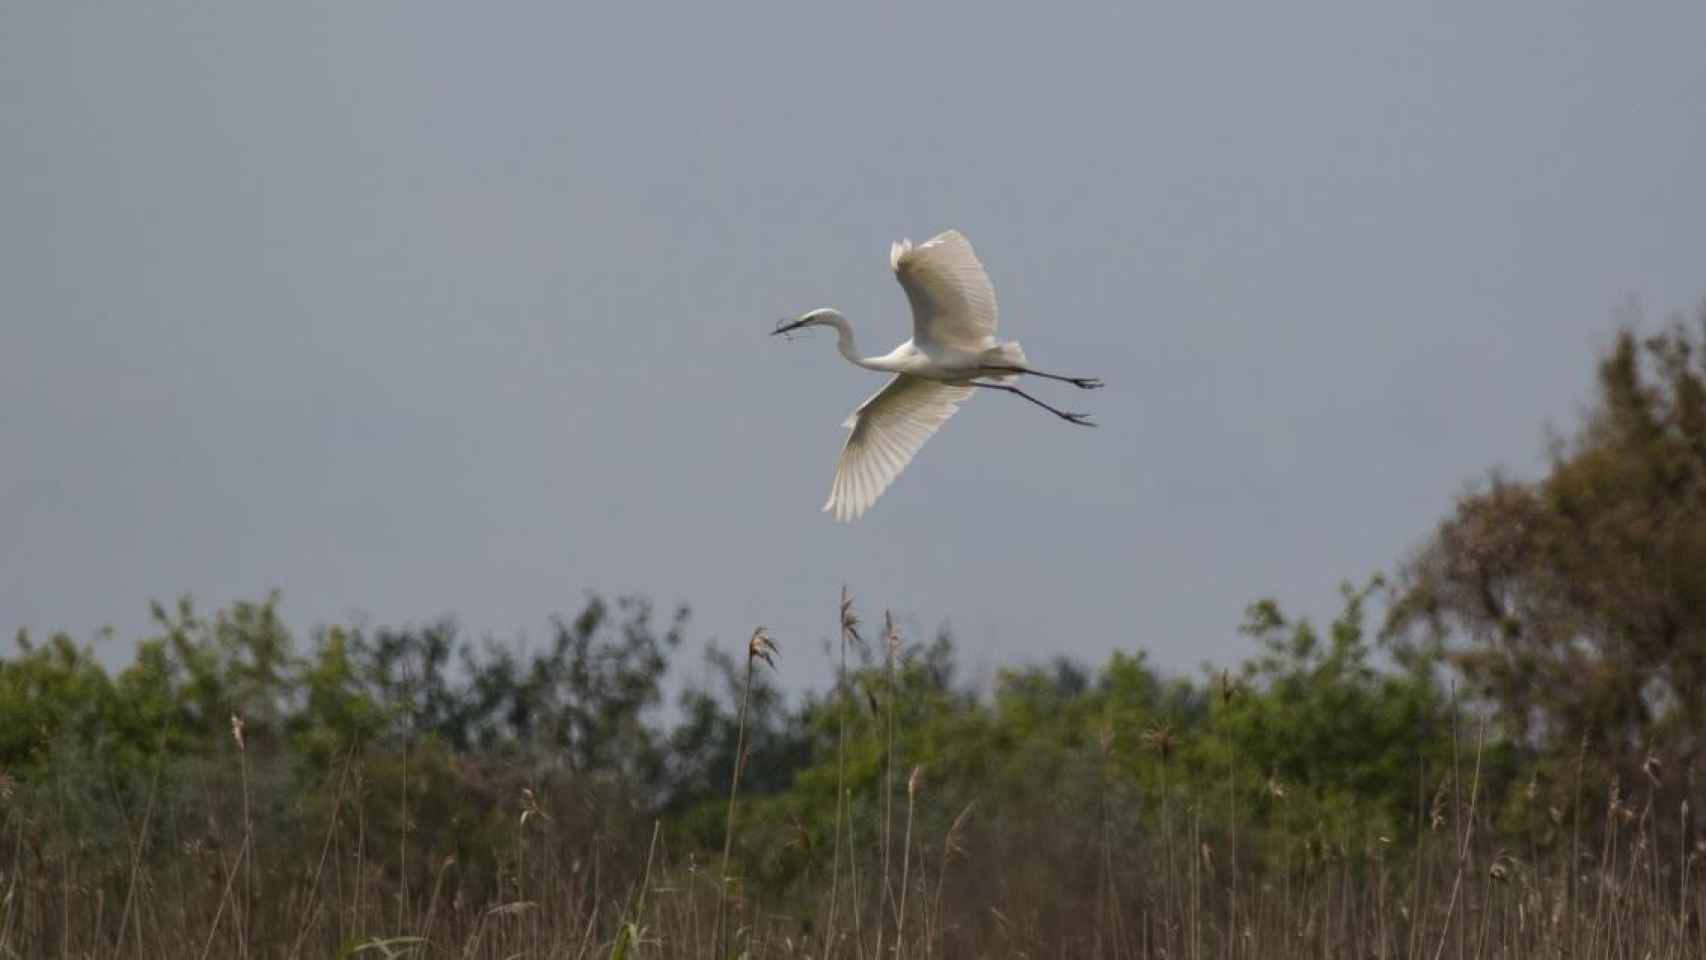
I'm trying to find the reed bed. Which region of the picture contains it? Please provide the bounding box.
[3,592,1701,959]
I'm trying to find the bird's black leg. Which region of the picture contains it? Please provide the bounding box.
[989,366,1103,390]
[971,382,1096,427]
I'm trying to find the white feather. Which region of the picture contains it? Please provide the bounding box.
[891,229,1000,351]
[822,374,974,522]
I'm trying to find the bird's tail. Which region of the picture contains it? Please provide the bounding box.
[982,341,1029,382]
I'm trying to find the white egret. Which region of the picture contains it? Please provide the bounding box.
[773,229,1102,522]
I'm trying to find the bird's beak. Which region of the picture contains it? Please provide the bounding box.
[772,317,807,336]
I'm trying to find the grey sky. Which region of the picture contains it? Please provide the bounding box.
[5,1,1706,692]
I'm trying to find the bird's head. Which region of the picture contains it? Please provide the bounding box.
[772,308,844,337]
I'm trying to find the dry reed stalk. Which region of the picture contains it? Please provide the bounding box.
[353,763,368,943]
[1219,672,1241,960]
[113,745,164,958]
[1430,710,1485,960]
[289,742,358,959]
[52,753,70,957]
[397,694,409,936]
[1409,755,1426,960]
[930,799,975,955]
[1473,856,1495,958]
[1588,777,1623,959]
[1372,832,1389,959]
[847,784,866,956]
[1143,724,1179,953]
[417,853,456,951]
[1095,720,1118,959]
[640,819,661,920]
[195,713,255,960]
[1190,804,1201,960]
[715,626,775,959]
[0,815,20,953]
[197,831,250,960]
[878,610,899,960]
[826,586,861,952]
[1569,734,1585,955]
[1450,687,1463,960]
[237,715,254,959]
[895,765,922,960]
[1680,799,1691,956]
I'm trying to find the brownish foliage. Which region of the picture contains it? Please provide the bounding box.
[1390,317,1706,787]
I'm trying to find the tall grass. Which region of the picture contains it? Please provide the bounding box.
[4,741,1702,957]
[3,597,1703,959]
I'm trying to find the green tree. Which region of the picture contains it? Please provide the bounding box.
[1218,579,1448,840]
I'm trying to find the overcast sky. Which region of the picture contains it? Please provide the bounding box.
[5,1,1706,692]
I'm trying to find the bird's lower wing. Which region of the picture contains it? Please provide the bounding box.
[824,374,975,522]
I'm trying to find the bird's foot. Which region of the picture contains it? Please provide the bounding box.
[1062,412,1097,427]
[1071,377,1104,390]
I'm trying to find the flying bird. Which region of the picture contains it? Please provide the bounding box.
[773,229,1102,522]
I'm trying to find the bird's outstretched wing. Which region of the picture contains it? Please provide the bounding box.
[824,374,975,522]
[891,229,999,351]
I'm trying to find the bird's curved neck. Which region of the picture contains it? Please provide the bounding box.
[815,318,866,371]
[825,315,885,371]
